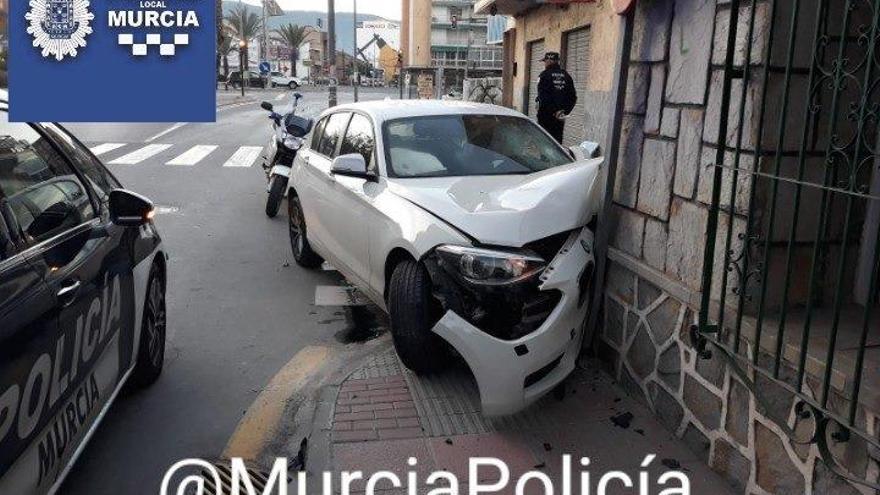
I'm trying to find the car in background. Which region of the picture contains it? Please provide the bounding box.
[0,91,169,495]
[285,100,605,416]
[227,70,266,89]
[269,72,302,89]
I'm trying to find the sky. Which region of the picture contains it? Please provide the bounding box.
[273,0,402,20]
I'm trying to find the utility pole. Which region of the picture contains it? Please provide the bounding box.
[327,0,337,107]
[261,0,268,87]
[352,0,358,102]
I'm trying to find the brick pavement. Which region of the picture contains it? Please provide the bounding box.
[319,350,737,495]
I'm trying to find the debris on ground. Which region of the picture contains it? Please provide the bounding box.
[661,458,682,470]
[610,411,634,429]
[543,442,553,452]
[445,438,453,445]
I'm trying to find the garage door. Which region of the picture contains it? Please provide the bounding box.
[563,27,590,147]
[526,39,545,119]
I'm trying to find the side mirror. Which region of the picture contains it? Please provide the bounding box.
[109,189,154,227]
[293,92,303,100]
[331,153,370,179]
[261,101,274,111]
[570,140,601,160]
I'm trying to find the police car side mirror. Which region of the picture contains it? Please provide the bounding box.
[109,189,155,227]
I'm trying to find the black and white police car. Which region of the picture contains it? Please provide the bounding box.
[0,93,168,495]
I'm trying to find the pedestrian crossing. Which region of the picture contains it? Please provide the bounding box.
[90,142,266,169]
[166,145,218,166]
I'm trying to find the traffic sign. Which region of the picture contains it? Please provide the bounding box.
[259,62,271,74]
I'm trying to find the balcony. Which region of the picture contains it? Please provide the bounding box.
[475,0,545,16]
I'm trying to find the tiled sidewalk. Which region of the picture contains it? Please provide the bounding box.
[322,349,735,495]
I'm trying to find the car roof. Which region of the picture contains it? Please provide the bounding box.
[323,100,524,123]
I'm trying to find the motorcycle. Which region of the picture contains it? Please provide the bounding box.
[260,93,313,218]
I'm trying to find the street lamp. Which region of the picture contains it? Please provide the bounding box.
[239,39,247,97]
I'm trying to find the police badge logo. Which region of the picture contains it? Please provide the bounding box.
[26,0,95,61]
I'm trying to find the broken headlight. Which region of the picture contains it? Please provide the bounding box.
[435,245,545,286]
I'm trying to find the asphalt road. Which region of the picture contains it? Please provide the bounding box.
[59,86,398,494]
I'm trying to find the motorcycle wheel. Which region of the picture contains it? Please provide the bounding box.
[266,175,287,218]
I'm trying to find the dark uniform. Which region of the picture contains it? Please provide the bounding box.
[536,52,578,144]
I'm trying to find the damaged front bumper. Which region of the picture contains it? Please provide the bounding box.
[430,226,596,416]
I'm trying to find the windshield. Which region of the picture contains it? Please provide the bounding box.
[382,114,572,178]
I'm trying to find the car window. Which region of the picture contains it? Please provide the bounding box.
[271,72,282,77]
[311,117,327,150]
[339,114,376,173]
[317,112,351,158]
[41,123,121,203]
[383,114,573,178]
[0,112,96,245]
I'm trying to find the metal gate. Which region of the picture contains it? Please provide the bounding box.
[563,27,590,147]
[693,0,880,488]
[526,39,545,119]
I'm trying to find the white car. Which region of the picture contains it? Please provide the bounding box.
[270,72,302,89]
[287,101,605,415]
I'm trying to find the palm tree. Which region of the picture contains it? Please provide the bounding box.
[216,0,224,80]
[273,23,311,78]
[218,31,236,79]
[224,4,261,75]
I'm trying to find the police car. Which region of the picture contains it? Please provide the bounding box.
[0,92,168,495]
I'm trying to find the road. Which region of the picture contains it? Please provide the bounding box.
[59,86,398,494]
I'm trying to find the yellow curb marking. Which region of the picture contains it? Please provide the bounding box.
[223,345,330,461]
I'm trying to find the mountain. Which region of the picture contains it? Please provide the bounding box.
[221,1,395,56]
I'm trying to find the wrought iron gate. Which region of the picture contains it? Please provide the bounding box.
[693,0,880,488]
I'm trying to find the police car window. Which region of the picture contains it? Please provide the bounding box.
[318,112,351,158]
[41,123,121,203]
[339,114,376,174]
[0,113,96,245]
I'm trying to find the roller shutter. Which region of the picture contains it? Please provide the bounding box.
[563,27,590,147]
[526,39,545,119]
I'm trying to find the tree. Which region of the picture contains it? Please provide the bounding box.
[218,29,236,78]
[224,4,261,74]
[273,23,311,77]
[216,0,224,80]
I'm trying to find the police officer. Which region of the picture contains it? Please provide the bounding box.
[536,52,577,144]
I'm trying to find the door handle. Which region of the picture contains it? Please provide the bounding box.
[57,280,82,307]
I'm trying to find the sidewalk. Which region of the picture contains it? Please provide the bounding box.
[306,344,734,495]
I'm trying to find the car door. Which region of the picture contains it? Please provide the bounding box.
[297,112,354,273]
[0,112,135,495]
[331,113,377,285]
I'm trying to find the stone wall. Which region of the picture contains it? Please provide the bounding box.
[598,0,880,493]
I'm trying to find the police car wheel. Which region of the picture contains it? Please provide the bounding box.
[131,264,166,388]
[288,195,323,268]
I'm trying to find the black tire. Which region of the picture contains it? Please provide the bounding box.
[288,194,323,268]
[266,176,286,218]
[388,260,449,374]
[288,81,298,90]
[131,263,166,388]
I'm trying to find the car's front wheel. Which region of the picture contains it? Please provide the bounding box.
[388,260,449,374]
[288,194,323,268]
[130,263,166,388]
[288,81,299,90]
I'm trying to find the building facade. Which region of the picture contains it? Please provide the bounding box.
[401,0,503,92]
[478,0,880,494]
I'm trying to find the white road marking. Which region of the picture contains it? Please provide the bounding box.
[89,143,126,156]
[222,146,263,168]
[321,262,336,271]
[314,286,370,306]
[166,145,218,166]
[275,92,287,101]
[109,144,173,165]
[145,122,186,142]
